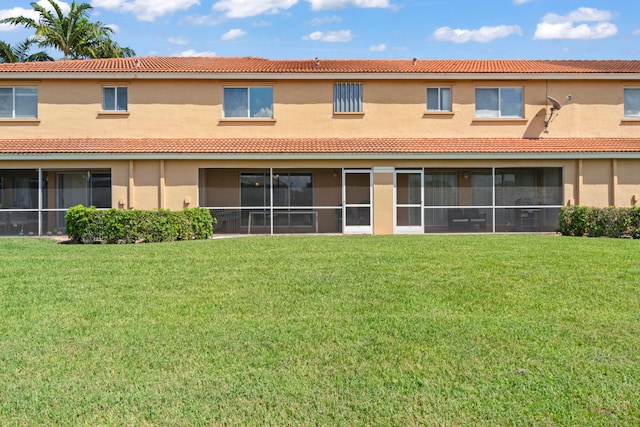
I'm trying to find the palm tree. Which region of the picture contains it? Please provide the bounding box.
[0,0,135,60]
[83,36,136,59]
[0,38,54,63]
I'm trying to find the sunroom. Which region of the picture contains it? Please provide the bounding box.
[199,166,563,235]
[404,167,563,233]
[199,168,349,235]
[0,169,111,236]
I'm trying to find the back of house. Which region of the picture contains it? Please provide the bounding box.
[1,57,639,235]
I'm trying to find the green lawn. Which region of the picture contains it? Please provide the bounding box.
[1,235,639,426]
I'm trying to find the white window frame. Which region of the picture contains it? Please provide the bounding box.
[334,82,363,113]
[475,87,524,119]
[623,87,640,118]
[102,86,128,112]
[223,86,274,119]
[426,86,452,112]
[0,86,38,119]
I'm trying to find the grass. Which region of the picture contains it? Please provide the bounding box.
[0,234,639,426]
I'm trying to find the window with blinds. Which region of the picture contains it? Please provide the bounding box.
[334,82,363,113]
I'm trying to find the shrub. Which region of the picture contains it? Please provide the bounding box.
[65,205,214,244]
[559,206,640,238]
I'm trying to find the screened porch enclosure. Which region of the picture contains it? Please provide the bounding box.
[0,169,111,236]
[202,166,563,235]
[420,167,563,233]
[199,168,344,234]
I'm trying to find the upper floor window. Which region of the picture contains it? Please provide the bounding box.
[475,87,523,119]
[334,82,363,113]
[102,86,128,112]
[0,87,37,119]
[223,86,273,118]
[427,87,452,112]
[624,88,640,118]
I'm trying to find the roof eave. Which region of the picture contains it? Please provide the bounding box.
[3,72,640,81]
[2,151,639,161]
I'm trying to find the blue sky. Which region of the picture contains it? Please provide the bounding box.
[1,0,640,60]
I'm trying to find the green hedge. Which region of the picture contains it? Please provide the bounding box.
[558,206,640,238]
[65,205,214,244]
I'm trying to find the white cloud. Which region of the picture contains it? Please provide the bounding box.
[210,0,390,18]
[168,36,188,45]
[0,1,70,31]
[306,15,342,25]
[432,25,522,43]
[303,30,353,42]
[221,28,247,40]
[212,0,297,18]
[513,0,533,4]
[92,0,200,22]
[542,7,614,24]
[534,7,618,40]
[106,23,120,33]
[91,0,125,8]
[0,7,36,31]
[184,14,221,26]
[369,43,386,52]
[39,0,71,14]
[633,29,640,37]
[306,0,389,10]
[253,107,273,117]
[534,22,617,40]
[176,49,216,57]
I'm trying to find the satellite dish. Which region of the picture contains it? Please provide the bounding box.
[544,94,572,130]
[547,96,562,111]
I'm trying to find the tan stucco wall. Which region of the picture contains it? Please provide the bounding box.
[616,159,640,206]
[562,161,577,206]
[130,160,160,209]
[2,157,639,234]
[3,74,640,234]
[109,162,128,208]
[373,167,394,235]
[3,158,635,209]
[163,160,200,210]
[5,78,637,139]
[580,159,612,207]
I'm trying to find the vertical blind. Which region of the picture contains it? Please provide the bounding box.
[334,83,363,113]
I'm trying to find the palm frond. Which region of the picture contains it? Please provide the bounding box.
[1,0,131,60]
[0,38,53,63]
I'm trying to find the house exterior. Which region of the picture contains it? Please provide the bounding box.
[1,57,640,236]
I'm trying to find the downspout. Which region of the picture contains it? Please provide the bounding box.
[160,160,165,209]
[577,159,583,206]
[128,160,134,209]
[612,159,618,207]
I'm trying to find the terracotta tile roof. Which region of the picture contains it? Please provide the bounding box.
[1,138,639,155]
[2,57,640,74]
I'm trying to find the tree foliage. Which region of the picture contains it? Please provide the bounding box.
[0,38,53,63]
[0,0,135,61]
